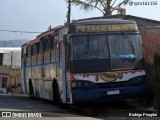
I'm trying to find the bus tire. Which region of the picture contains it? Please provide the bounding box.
[53,80,61,105]
[53,80,68,108]
[29,80,34,98]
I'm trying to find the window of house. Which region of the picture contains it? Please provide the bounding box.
[2,77,8,88]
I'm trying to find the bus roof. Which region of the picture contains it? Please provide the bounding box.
[36,25,63,38]
[22,25,64,47]
[72,18,136,25]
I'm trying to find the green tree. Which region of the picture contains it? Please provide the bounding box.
[68,0,129,16]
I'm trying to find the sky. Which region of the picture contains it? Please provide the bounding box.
[0,0,160,41]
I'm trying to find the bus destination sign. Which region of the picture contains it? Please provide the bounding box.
[74,24,138,32]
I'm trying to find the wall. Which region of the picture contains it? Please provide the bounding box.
[0,66,10,74]
[0,66,21,88]
[9,68,21,86]
[0,66,10,88]
[140,28,160,64]
[0,47,21,68]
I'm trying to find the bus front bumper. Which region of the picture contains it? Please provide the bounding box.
[72,84,146,103]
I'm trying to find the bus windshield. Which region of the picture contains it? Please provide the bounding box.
[70,35,109,60]
[70,34,143,73]
[108,34,143,70]
[108,34,142,59]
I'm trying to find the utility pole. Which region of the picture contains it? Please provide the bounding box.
[67,0,71,25]
[11,51,13,68]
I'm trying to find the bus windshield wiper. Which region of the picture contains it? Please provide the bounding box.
[129,40,135,59]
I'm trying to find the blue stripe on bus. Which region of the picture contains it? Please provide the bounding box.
[111,54,135,58]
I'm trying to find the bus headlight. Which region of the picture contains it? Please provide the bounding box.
[71,80,95,90]
[128,76,146,86]
[71,81,77,88]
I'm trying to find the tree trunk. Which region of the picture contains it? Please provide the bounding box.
[104,0,112,16]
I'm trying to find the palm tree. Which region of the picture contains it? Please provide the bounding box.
[69,0,129,16]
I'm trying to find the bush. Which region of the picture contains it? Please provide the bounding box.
[6,84,15,93]
[153,53,160,110]
[146,53,160,109]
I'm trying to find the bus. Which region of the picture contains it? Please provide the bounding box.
[21,18,146,104]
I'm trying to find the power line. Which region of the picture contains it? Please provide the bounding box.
[0,29,42,34]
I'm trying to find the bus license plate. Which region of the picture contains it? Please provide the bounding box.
[107,90,120,95]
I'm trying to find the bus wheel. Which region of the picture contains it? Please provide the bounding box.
[29,81,34,98]
[53,81,68,108]
[53,81,61,105]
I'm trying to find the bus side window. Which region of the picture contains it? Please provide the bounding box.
[51,37,55,50]
[27,46,31,57]
[40,40,44,53]
[59,42,62,68]
[36,42,40,54]
[55,43,58,62]
[48,38,51,50]
[36,42,41,65]
[31,45,34,56]
[55,35,59,63]
[51,37,55,63]
[26,46,31,66]
[44,37,51,64]
[40,40,44,64]
[31,44,37,66]
[44,37,51,51]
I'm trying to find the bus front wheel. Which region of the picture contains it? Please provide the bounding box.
[53,81,68,108]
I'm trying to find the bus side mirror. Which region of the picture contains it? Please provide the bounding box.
[63,34,69,46]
